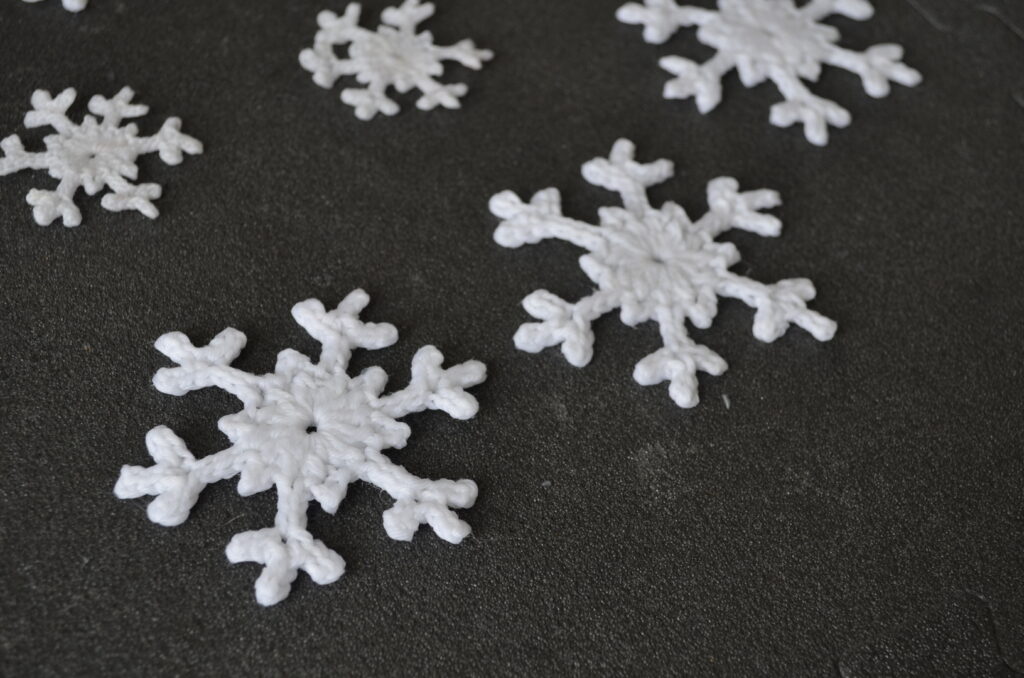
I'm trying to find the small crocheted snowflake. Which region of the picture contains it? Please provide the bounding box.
[617,0,922,145]
[491,139,836,409]
[22,0,87,11]
[115,291,486,606]
[0,88,202,226]
[299,0,493,120]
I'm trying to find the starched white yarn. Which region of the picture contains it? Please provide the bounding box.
[22,0,87,11]
[491,139,837,409]
[616,0,922,145]
[299,0,493,120]
[115,290,486,606]
[0,87,202,226]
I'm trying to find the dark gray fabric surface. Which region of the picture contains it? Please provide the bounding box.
[1,0,1021,675]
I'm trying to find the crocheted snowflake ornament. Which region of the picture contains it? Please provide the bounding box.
[115,291,486,606]
[22,0,87,11]
[616,0,922,145]
[491,139,836,409]
[0,88,202,226]
[299,0,493,120]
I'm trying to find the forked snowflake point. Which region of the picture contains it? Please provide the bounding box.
[491,139,837,409]
[114,290,487,606]
[22,0,87,11]
[0,87,202,226]
[299,0,494,120]
[616,0,922,145]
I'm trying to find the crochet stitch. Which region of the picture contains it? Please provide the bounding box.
[491,139,836,409]
[22,0,87,11]
[299,0,493,120]
[0,87,202,226]
[115,291,486,606]
[616,0,922,145]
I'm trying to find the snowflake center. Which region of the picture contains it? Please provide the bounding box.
[704,4,836,67]
[356,30,436,79]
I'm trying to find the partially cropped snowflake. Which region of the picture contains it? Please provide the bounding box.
[299,0,493,120]
[115,290,486,606]
[617,0,922,145]
[0,87,202,226]
[491,139,836,408]
[22,0,87,11]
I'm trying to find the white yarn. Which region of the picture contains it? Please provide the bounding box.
[115,290,486,606]
[0,87,202,226]
[491,139,837,409]
[299,0,493,120]
[22,0,87,11]
[616,0,922,145]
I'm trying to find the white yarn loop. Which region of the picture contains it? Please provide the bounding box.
[491,139,837,409]
[115,291,486,606]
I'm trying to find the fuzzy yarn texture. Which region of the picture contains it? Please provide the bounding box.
[0,87,202,226]
[617,0,922,145]
[299,0,493,120]
[491,139,837,409]
[114,291,486,606]
[22,0,87,11]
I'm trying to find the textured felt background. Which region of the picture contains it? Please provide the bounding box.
[1,0,1022,675]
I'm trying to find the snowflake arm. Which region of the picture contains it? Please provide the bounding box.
[298,0,493,120]
[379,345,486,420]
[22,0,87,11]
[512,289,621,368]
[717,273,838,343]
[291,290,400,373]
[151,328,264,406]
[618,0,922,145]
[634,306,729,409]
[581,138,674,217]
[114,426,246,527]
[115,292,485,605]
[0,87,202,226]
[492,139,835,409]
[490,189,606,251]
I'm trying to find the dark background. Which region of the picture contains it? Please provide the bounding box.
[1,0,1021,675]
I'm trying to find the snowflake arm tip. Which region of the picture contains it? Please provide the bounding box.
[616,0,711,44]
[291,290,400,371]
[114,426,240,527]
[152,328,264,406]
[381,346,486,420]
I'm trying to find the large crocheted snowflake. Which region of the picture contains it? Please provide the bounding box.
[299,0,493,120]
[22,0,87,11]
[115,291,486,606]
[0,88,202,226]
[491,139,837,409]
[617,0,922,145]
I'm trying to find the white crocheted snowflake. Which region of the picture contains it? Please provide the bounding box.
[299,0,493,120]
[0,88,202,226]
[22,0,87,11]
[491,139,837,409]
[617,0,922,145]
[115,290,486,606]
